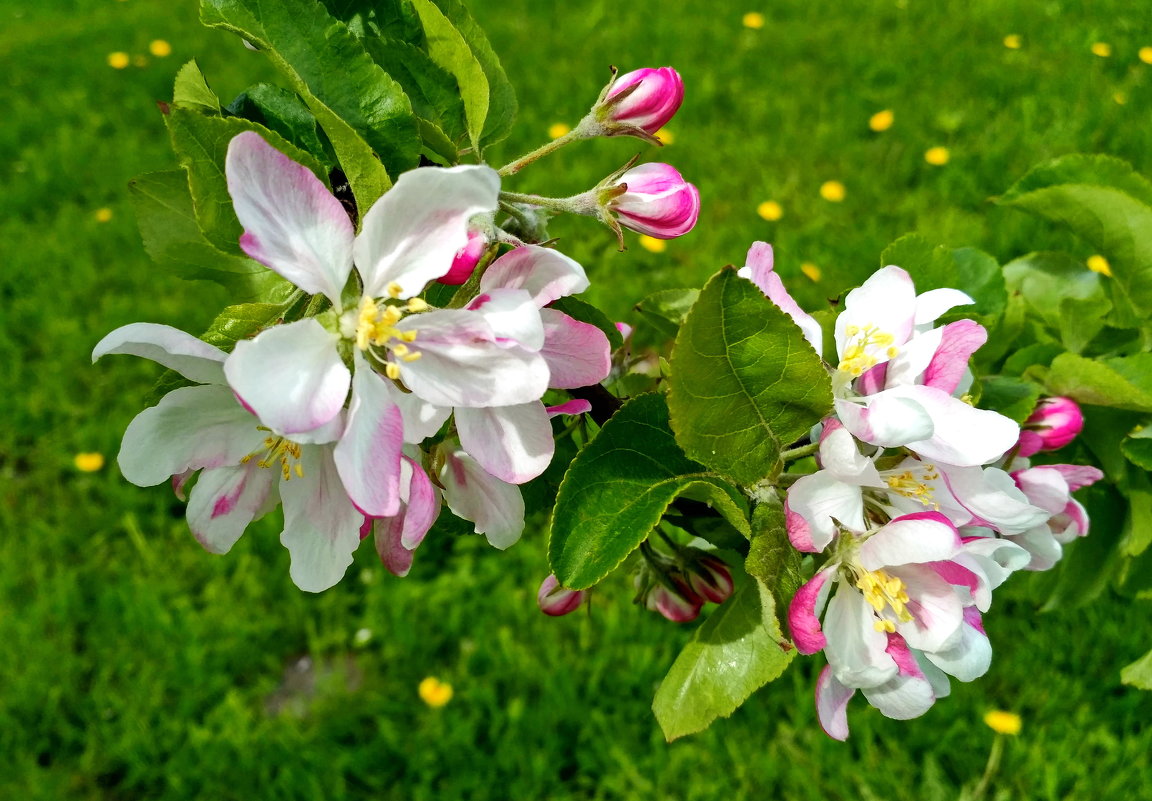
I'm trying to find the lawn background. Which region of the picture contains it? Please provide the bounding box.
[2,0,1150,798]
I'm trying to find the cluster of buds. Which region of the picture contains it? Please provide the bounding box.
[499,66,700,247]
[96,132,613,592]
[632,541,734,623]
[737,242,1100,738]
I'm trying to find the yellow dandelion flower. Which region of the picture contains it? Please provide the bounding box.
[984,710,1022,735]
[547,122,571,140]
[742,12,765,29]
[149,40,172,57]
[94,208,114,223]
[418,677,453,708]
[107,52,130,69]
[74,452,106,472]
[800,263,822,282]
[1140,47,1152,65]
[1003,34,1022,50]
[757,200,783,221]
[819,181,846,203]
[655,127,675,145]
[639,235,667,253]
[1087,254,1113,277]
[869,109,894,132]
[1091,42,1112,58]
[924,146,950,166]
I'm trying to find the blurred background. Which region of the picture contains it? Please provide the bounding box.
[2,0,1150,798]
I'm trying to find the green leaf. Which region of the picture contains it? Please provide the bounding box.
[745,496,802,622]
[173,60,221,115]
[950,246,1008,319]
[201,0,421,208]
[200,300,301,350]
[1122,426,1152,471]
[1003,251,1111,353]
[128,170,293,302]
[550,296,624,351]
[999,154,1152,328]
[427,0,516,148]
[226,83,335,165]
[1121,647,1152,690]
[1040,482,1125,611]
[879,234,1006,319]
[1120,468,1152,558]
[1003,342,1063,376]
[668,268,832,488]
[978,376,1042,424]
[652,575,794,741]
[549,393,750,589]
[633,288,699,350]
[165,107,329,255]
[1041,353,1152,413]
[408,0,487,153]
[360,37,468,144]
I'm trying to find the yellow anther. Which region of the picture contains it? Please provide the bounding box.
[392,344,410,357]
[855,569,913,623]
[873,619,896,633]
[845,325,860,337]
[244,434,304,479]
[401,330,418,343]
[401,351,422,363]
[872,332,894,346]
[406,297,429,313]
[386,282,403,298]
[887,346,899,358]
[385,363,401,380]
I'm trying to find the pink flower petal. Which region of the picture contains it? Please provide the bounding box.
[923,320,987,394]
[815,665,855,741]
[788,566,835,654]
[539,309,612,389]
[333,358,405,517]
[455,403,555,484]
[480,246,589,307]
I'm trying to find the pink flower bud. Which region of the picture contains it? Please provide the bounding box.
[648,581,704,622]
[1020,396,1084,454]
[438,230,487,285]
[609,163,700,239]
[603,67,684,134]
[537,574,586,616]
[687,555,734,604]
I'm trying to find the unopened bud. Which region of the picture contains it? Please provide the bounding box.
[438,230,487,285]
[607,163,700,240]
[687,554,734,604]
[1018,396,1084,456]
[537,574,586,616]
[648,579,704,622]
[601,67,684,136]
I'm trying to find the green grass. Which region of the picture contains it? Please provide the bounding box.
[2,0,1151,798]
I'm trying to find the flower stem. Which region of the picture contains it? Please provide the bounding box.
[968,735,1005,801]
[498,191,574,214]
[780,441,820,463]
[498,123,588,176]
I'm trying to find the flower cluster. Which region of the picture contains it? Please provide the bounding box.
[738,244,1101,738]
[95,132,613,592]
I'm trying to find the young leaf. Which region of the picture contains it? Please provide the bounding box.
[426,0,517,148]
[129,169,294,302]
[549,393,750,589]
[745,497,802,621]
[668,267,831,488]
[978,376,1042,424]
[1122,427,1152,472]
[408,0,488,154]
[999,154,1152,329]
[226,83,336,166]
[1003,252,1111,353]
[201,0,421,208]
[633,288,699,350]
[880,235,1006,319]
[1121,647,1152,690]
[173,60,221,115]
[652,576,794,741]
[1041,352,1152,413]
[165,108,329,255]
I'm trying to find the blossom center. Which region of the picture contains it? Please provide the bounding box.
[854,568,913,632]
[884,465,940,510]
[354,289,429,379]
[242,428,305,480]
[839,323,898,376]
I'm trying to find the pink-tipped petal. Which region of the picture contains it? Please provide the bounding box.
[880,385,1020,467]
[539,309,613,389]
[439,449,525,549]
[225,319,349,437]
[438,230,487,285]
[354,165,500,299]
[786,471,866,548]
[611,163,700,239]
[835,266,917,362]
[605,67,684,133]
[823,583,899,688]
[186,461,278,554]
[922,320,987,394]
[333,359,405,518]
[815,665,855,741]
[788,567,835,654]
[466,288,545,351]
[93,323,228,385]
[225,131,354,307]
[480,246,590,307]
[888,564,965,653]
[1050,464,1103,491]
[455,403,554,484]
[857,512,962,571]
[737,241,824,356]
[546,399,593,417]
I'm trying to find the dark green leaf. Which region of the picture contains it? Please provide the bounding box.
[173,60,221,115]
[1122,427,1152,471]
[129,169,294,302]
[1121,647,1152,690]
[549,393,750,589]
[1003,251,1111,353]
[879,234,1006,320]
[551,296,624,351]
[360,37,467,144]
[633,288,699,350]
[165,107,329,256]
[408,0,487,153]
[201,0,421,208]
[1041,353,1152,412]
[1120,468,1152,558]
[652,575,794,741]
[978,376,1042,424]
[999,154,1152,329]
[668,268,831,488]
[1041,482,1125,611]
[1003,342,1063,376]
[745,496,802,624]
[226,83,335,165]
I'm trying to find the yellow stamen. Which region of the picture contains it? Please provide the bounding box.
[401,351,422,363]
[242,433,304,480]
[385,363,401,380]
[885,465,940,510]
[838,323,896,376]
[386,282,403,298]
[407,297,429,313]
[856,568,914,624]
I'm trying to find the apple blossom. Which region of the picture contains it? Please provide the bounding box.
[601,67,684,135]
[607,162,700,240]
[1017,396,1085,457]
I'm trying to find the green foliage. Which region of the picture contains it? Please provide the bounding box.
[1038,353,1152,412]
[633,288,699,351]
[226,83,337,166]
[1121,426,1152,471]
[173,59,222,115]
[549,394,749,589]
[550,296,624,351]
[201,0,420,208]
[1000,154,1152,330]
[1003,251,1112,353]
[668,268,831,488]
[652,576,794,741]
[745,497,803,621]
[1121,647,1152,690]
[977,376,1042,424]
[880,234,1006,320]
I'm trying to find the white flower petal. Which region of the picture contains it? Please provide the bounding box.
[225,131,354,307]
[186,461,279,554]
[815,666,855,741]
[93,323,227,384]
[480,245,589,307]
[333,358,405,517]
[456,403,554,484]
[914,287,974,325]
[225,319,350,437]
[466,288,545,351]
[355,165,500,299]
[858,512,962,571]
[439,449,525,549]
[824,583,898,689]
